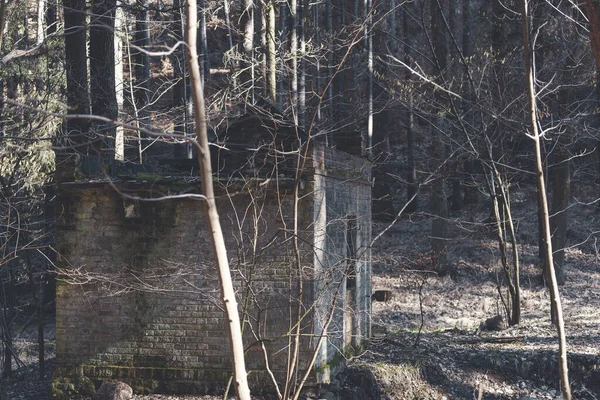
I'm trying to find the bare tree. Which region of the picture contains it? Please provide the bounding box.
[185,0,251,398]
[520,1,571,398]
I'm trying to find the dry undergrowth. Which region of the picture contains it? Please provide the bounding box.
[362,184,600,400]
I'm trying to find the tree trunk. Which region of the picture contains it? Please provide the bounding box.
[64,0,90,150]
[403,3,418,212]
[313,0,321,122]
[134,0,150,111]
[430,0,448,273]
[326,0,333,130]
[45,0,57,35]
[461,0,478,204]
[257,0,266,94]
[0,0,7,50]
[90,0,118,158]
[223,0,237,91]
[266,0,276,102]
[365,0,373,159]
[37,0,45,44]
[290,0,298,124]
[198,0,210,78]
[172,0,192,159]
[550,149,569,286]
[241,0,254,102]
[299,0,306,128]
[184,1,251,398]
[582,2,600,211]
[278,1,288,110]
[1,270,15,378]
[389,0,397,54]
[521,1,571,398]
[115,1,124,161]
[585,0,600,68]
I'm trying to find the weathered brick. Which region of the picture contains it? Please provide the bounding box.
[54,144,371,393]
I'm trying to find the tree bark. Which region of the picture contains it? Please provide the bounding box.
[198,0,210,78]
[90,0,118,157]
[290,0,298,124]
[366,0,373,159]
[223,0,237,91]
[521,1,571,398]
[172,0,192,159]
[403,3,418,212]
[461,0,477,205]
[582,1,600,212]
[37,0,45,44]
[46,0,57,35]
[63,0,90,150]
[0,0,7,50]
[115,1,124,161]
[325,0,333,130]
[185,1,251,399]
[313,0,321,122]
[299,0,306,128]
[241,0,254,102]
[266,0,276,102]
[134,0,151,112]
[584,0,600,70]
[430,0,448,273]
[550,149,569,286]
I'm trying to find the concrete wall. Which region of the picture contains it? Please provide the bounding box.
[311,145,372,383]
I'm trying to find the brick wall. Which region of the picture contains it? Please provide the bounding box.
[54,145,371,395]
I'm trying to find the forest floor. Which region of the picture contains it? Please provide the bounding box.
[361,180,600,400]
[1,184,600,399]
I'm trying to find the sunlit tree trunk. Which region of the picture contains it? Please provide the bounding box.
[278,1,287,109]
[37,0,45,44]
[290,0,298,123]
[184,1,251,398]
[241,0,254,102]
[266,0,276,102]
[521,2,571,398]
[299,0,306,128]
[115,1,124,160]
[365,0,373,158]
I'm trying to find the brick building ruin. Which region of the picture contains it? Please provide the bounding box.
[53,111,372,395]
